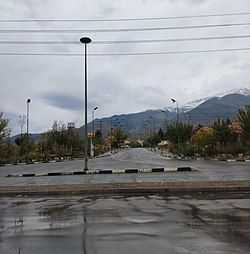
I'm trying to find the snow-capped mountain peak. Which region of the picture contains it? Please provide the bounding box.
[184,87,250,110]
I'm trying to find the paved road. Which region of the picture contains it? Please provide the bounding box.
[0,193,249,254]
[0,148,249,186]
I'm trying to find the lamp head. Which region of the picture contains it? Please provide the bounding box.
[27,98,31,103]
[93,107,98,111]
[80,37,92,44]
[171,99,176,103]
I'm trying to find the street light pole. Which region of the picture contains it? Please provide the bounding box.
[171,99,179,122]
[80,37,92,171]
[147,120,151,137]
[150,116,155,134]
[171,98,180,154]
[160,110,168,131]
[110,115,116,154]
[92,107,98,135]
[26,98,31,162]
[91,106,98,157]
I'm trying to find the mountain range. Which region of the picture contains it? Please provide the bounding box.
[78,88,250,138]
[10,88,250,141]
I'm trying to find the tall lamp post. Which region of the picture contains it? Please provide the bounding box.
[149,116,155,134]
[171,99,179,122]
[80,37,92,171]
[171,98,180,154]
[91,106,98,157]
[92,107,98,135]
[110,115,116,154]
[160,110,168,131]
[26,98,31,162]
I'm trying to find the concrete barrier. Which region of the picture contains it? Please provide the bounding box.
[98,170,113,174]
[47,172,62,176]
[5,167,197,178]
[177,167,192,171]
[151,168,164,172]
[125,169,138,173]
[73,171,86,175]
[22,173,36,177]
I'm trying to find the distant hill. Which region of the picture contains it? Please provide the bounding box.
[8,133,41,144]
[81,92,250,137]
[9,88,250,141]
[78,109,173,138]
[185,93,250,125]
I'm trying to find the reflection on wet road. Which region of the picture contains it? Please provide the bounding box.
[0,193,249,254]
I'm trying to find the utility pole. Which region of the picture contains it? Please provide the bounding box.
[110,115,116,154]
[171,98,180,154]
[100,120,103,133]
[80,37,92,171]
[26,99,31,163]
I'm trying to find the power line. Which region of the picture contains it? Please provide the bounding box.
[0,22,249,33]
[0,35,249,45]
[95,35,250,44]
[0,47,249,57]
[0,12,250,22]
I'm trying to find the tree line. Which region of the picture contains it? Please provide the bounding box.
[0,105,249,163]
[0,117,127,164]
[144,105,250,157]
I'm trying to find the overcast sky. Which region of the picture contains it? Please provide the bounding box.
[0,0,250,135]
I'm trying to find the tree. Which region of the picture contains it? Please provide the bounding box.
[0,112,9,143]
[190,126,215,155]
[212,119,232,149]
[237,105,250,144]
[94,129,102,145]
[112,128,127,148]
[0,113,12,163]
[38,121,83,159]
[165,122,193,144]
[158,128,164,140]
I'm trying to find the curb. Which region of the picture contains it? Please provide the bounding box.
[0,180,249,196]
[0,153,112,167]
[6,167,195,178]
[161,154,249,162]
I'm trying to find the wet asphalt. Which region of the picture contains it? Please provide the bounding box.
[0,148,249,186]
[0,193,249,254]
[0,148,249,253]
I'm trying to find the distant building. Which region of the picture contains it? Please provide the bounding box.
[157,140,172,153]
[67,122,75,129]
[87,131,94,138]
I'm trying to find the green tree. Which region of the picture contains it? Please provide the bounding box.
[112,128,127,148]
[15,135,27,159]
[0,112,9,143]
[94,129,103,145]
[38,121,83,159]
[165,122,193,144]
[0,113,12,163]
[212,119,232,149]
[237,105,250,144]
[158,128,164,140]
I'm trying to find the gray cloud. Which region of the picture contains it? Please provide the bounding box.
[40,92,83,111]
[0,0,250,135]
